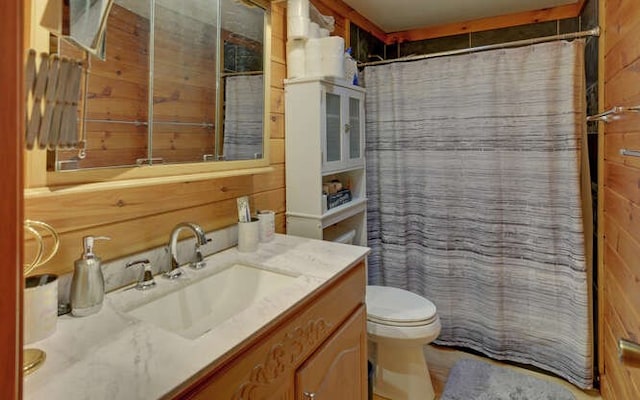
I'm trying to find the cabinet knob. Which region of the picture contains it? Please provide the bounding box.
[344,123,351,133]
[303,391,316,399]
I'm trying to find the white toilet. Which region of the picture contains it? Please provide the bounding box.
[366,285,441,400]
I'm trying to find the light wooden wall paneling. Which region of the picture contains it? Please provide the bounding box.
[27,186,285,277]
[603,0,636,53]
[271,9,285,64]
[151,102,216,122]
[270,87,285,114]
[602,18,640,85]
[605,162,640,204]
[604,134,640,169]
[63,124,147,150]
[602,308,630,400]
[270,138,285,164]
[153,80,215,105]
[603,61,640,107]
[25,164,285,234]
[152,59,217,93]
[270,113,285,139]
[29,189,283,277]
[271,61,286,89]
[602,251,640,393]
[83,76,149,121]
[603,188,640,243]
[602,0,640,397]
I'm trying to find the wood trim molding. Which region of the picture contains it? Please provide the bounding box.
[596,0,605,380]
[308,0,586,46]
[0,0,23,397]
[386,0,586,44]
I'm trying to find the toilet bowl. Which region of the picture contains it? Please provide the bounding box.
[366,285,441,400]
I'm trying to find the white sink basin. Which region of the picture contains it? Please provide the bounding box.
[121,263,299,339]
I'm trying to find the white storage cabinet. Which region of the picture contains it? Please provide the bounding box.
[285,78,367,246]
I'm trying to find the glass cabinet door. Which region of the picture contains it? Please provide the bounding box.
[325,92,342,165]
[348,96,361,163]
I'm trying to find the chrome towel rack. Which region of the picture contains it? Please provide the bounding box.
[620,149,640,158]
[586,106,640,158]
[586,105,640,123]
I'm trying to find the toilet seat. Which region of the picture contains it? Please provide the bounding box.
[366,285,437,327]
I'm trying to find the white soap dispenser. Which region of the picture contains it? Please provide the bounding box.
[70,235,111,317]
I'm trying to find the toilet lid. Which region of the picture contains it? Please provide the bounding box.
[366,285,437,326]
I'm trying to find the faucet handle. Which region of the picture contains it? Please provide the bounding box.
[164,266,183,280]
[126,259,156,290]
[190,244,207,270]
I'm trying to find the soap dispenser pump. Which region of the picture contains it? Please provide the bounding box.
[70,235,111,317]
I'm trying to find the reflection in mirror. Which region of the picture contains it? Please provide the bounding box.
[54,0,267,171]
[68,0,113,58]
[220,0,264,161]
[38,0,114,60]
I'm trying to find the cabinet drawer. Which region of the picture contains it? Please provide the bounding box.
[175,261,366,400]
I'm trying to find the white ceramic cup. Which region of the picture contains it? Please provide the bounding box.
[258,210,275,242]
[24,274,58,344]
[238,218,260,252]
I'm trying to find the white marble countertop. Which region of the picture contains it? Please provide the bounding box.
[23,234,369,400]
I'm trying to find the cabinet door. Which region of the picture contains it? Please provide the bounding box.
[345,93,365,168]
[296,306,367,400]
[323,89,344,172]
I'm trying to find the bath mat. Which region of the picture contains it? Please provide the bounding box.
[441,359,576,400]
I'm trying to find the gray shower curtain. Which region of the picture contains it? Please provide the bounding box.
[364,40,593,388]
[222,74,264,160]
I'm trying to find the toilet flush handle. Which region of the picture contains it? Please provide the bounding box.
[303,392,316,399]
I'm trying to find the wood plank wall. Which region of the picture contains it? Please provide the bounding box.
[1,0,23,397]
[600,0,640,398]
[24,2,287,278]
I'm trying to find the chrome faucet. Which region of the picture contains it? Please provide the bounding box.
[126,258,156,290]
[165,222,210,279]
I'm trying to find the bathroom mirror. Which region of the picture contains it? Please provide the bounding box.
[53,0,268,170]
[40,0,113,59]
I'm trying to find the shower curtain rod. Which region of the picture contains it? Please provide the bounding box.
[358,26,600,67]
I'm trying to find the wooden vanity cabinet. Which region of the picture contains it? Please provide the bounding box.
[171,260,367,400]
[296,306,366,399]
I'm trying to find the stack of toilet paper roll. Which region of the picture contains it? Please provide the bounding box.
[287,0,344,80]
[287,0,309,39]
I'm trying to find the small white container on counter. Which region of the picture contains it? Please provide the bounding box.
[257,210,276,242]
[238,218,260,252]
[24,274,58,344]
